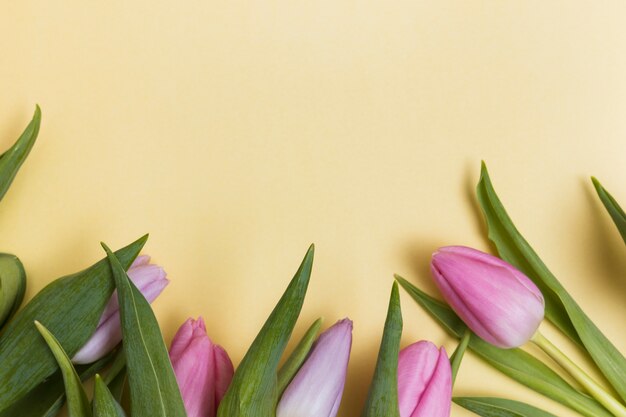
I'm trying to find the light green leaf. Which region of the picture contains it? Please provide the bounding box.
[396,275,613,417]
[454,397,558,417]
[478,162,626,401]
[0,105,41,203]
[277,317,323,396]
[591,177,626,246]
[103,243,186,417]
[0,236,147,412]
[93,375,126,417]
[218,245,315,417]
[361,282,402,417]
[34,321,91,417]
[0,254,26,328]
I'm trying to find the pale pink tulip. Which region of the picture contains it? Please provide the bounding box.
[276,318,353,417]
[170,317,234,417]
[431,246,545,349]
[72,255,169,364]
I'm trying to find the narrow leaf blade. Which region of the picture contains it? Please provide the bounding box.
[0,253,26,328]
[93,375,126,417]
[591,177,626,246]
[454,397,558,417]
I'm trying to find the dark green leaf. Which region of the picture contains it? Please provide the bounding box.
[454,397,558,417]
[35,321,91,417]
[396,275,613,417]
[102,350,127,402]
[0,254,26,328]
[478,163,626,401]
[218,245,314,417]
[277,317,322,396]
[93,375,126,417]
[591,177,626,246]
[0,105,41,202]
[103,243,186,417]
[361,282,402,417]
[0,235,147,412]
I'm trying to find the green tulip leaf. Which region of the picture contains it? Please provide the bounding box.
[0,105,41,203]
[101,350,127,402]
[361,282,402,417]
[478,162,626,401]
[34,321,92,417]
[396,275,613,417]
[591,177,626,246]
[277,317,323,396]
[0,254,26,329]
[218,245,315,417]
[93,375,126,417]
[454,397,558,417]
[102,243,186,417]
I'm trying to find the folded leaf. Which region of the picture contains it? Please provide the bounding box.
[478,163,626,401]
[218,245,315,417]
[0,254,26,328]
[103,243,186,417]
[0,235,147,412]
[0,105,41,202]
[591,177,626,246]
[93,375,126,417]
[396,275,613,417]
[34,321,91,417]
[277,317,323,396]
[454,397,558,417]
[361,282,402,417]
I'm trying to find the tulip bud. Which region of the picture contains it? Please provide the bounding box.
[398,341,451,417]
[169,317,234,417]
[276,318,353,417]
[431,246,545,349]
[72,255,169,364]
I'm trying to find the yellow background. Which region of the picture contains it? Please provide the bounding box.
[2,2,626,416]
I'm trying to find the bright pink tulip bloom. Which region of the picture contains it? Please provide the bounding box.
[276,318,353,417]
[169,317,234,417]
[398,341,451,417]
[431,246,545,349]
[72,255,169,364]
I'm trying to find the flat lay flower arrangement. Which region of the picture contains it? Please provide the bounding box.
[0,107,624,417]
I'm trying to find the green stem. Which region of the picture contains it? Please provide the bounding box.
[450,329,471,386]
[532,331,626,417]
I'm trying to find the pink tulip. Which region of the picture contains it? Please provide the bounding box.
[276,318,353,417]
[72,255,169,364]
[431,246,545,349]
[169,317,234,417]
[398,341,451,417]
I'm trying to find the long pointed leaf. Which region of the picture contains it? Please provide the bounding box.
[0,253,26,328]
[218,245,315,417]
[34,321,91,417]
[93,375,126,417]
[478,163,626,401]
[361,282,402,417]
[396,275,613,417]
[0,105,41,202]
[103,243,186,417]
[0,235,147,412]
[591,177,626,246]
[454,397,558,417]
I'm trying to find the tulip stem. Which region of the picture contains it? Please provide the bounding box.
[450,329,471,386]
[531,331,626,417]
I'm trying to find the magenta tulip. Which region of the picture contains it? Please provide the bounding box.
[398,341,451,417]
[431,246,545,349]
[72,255,169,364]
[276,318,353,417]
[169,317,234,417]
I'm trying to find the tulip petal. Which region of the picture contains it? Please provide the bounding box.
[410,347,451,417]
[397,342,439,417]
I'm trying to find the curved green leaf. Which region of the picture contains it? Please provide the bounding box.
[34,321,91,417]
[396,275,613,417]
[103,243,186,417]
[0,105,41,202]
[277,317,323,396]
[361,282,402,417]
[93,375,126,417]
[478,163,626,401]
[0,235,147,412]
[218,245,315,417]
[0,253,26,329]
[454,397,558,417]
[591,177,626,246]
